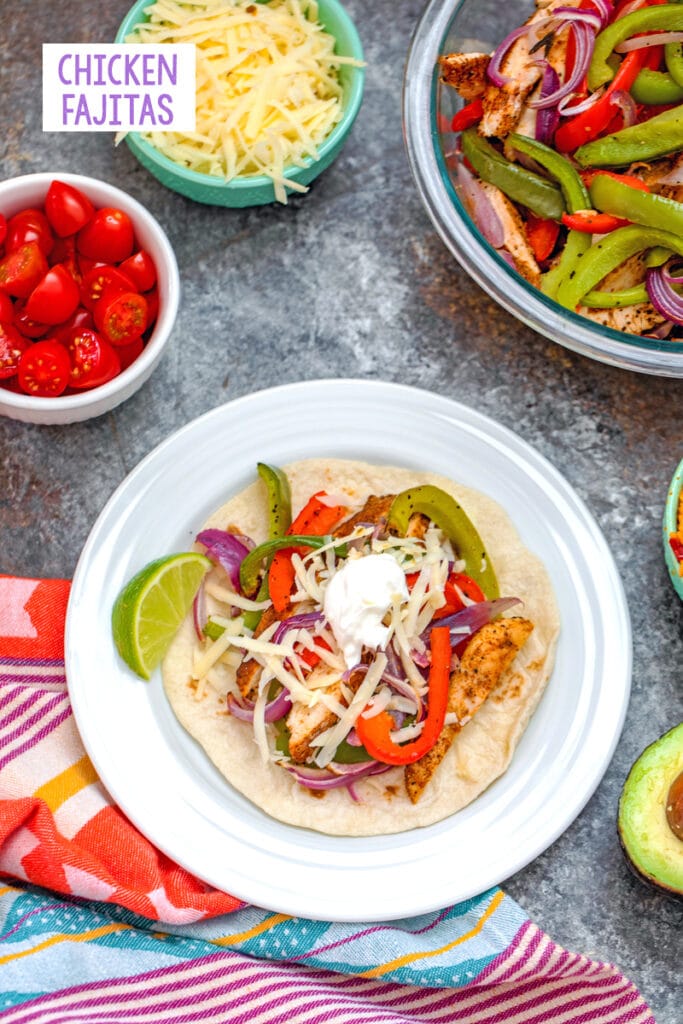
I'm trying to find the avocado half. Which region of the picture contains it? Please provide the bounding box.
[618,722,683,900]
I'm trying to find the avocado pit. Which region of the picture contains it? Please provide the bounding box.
[666,770,683,841]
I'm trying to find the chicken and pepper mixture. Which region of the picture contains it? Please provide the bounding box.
[441,0,683,340]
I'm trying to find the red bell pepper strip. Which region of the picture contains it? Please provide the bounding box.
[268,493,347,613]
[525,213,561,261]
[554,49,654,152]
[561,210,631,232]
[355,626,451,766]
[580,169,651,193]
[451,98,484,133]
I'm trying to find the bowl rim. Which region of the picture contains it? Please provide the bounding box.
[0,171,179,414]
[402,0,683,378]
[114,0,366,193]
[663,457,683,599]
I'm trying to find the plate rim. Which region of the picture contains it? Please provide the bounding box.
[66,378,632,921]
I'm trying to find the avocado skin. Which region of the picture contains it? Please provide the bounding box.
[617,722,683,902]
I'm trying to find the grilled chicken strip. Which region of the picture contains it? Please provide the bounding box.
[479,182,542,286]
[439,52,490,99]
[577,252,665,336]
[405,616,533,804]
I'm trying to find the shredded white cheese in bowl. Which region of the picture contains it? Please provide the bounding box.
[116,0,365,205]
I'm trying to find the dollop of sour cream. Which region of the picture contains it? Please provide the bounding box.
[323,553,409,669]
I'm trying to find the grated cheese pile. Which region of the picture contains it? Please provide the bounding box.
[124,0,363,203]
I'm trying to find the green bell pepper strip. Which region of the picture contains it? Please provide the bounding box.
[239,534,348,597]
[631,67,683,105]
[666,40,683,87]
[588,6,683,91]
[508,134,591,212]
[581,283,648,308]
[505,135,592,299]
[243,462,293,630]
[460,129,565,221]
[555,225,683,310]
[575,103,683,166]
[589,173,683,235]
[257,462,292,540]
[387,485,499,600]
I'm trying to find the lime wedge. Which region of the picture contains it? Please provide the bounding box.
[112,552,211,680]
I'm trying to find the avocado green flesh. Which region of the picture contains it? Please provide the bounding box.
[617,722,683,899]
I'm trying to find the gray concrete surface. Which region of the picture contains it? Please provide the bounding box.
[0,2,681,1020]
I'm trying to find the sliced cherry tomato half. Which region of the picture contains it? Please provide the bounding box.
[114,335,144,371]
[17,338,71,396]
[53,305,94,345]
[0,242,49,299]
[120,250,157,292]
[77,207,135,263]
[144,287,159,331]
[25,264,80,325]
[94,290,148,346]
[0,214,7,248]
[0,322,30,379]
[45,180,95,237]
[13,301,50,339]
[80,264,136,311]
[66,328,121,390]
[6,208,54,258]
[0,291,14,322]
[49,234,82,284]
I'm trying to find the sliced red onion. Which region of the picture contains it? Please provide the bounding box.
[286,760,391,793]
[529,22,595,109]
[585,0,613,29]
[535,63,561,143]
[192,580,208,641]
[558,84,606,117]
[456,161,505,249]
[616,31,683,52]
[661,259,683,286]
[196,529,251,591]
[272,611,324,646]
[227,686,292,723]
[422,597,522,643]
[646,266,683,325]
[487,24,545,87]
[646,320,674,339]
[609,89,637,128]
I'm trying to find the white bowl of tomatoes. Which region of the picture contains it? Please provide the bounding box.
[0,173,179,424]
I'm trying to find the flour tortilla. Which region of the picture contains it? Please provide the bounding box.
[162,458,560,836]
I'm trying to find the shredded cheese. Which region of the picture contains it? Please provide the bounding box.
[123,0,364,203]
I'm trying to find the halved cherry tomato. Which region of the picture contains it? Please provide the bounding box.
[53,306,94,346]
[6,208,54,258]
[80,264,136,311]
[17,338,71,396]
[45,180,95,237]
[13,302,50,339]
[66,328,121,390]
[144,287,159,331]
[120,250,157,292]
[0,322,29,379]
[77,207,134,263]
[114,336,144,371]
[0,214,6,248]
[25,264,80,324]
[94,290,148,346]
[0,291,13,322]
[49,235,82,285]
[0,242,49,299]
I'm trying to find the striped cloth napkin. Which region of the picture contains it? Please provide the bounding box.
[0,575,655,1024]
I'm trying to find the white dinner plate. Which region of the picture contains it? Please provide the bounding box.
[66,379,631,921]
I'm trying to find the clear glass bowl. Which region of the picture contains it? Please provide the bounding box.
[403,0,683,377]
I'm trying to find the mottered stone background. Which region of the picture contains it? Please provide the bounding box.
[0,2,681,1021]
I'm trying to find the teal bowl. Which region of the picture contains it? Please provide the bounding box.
[664,458,683,601]
[115,0,364,207]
